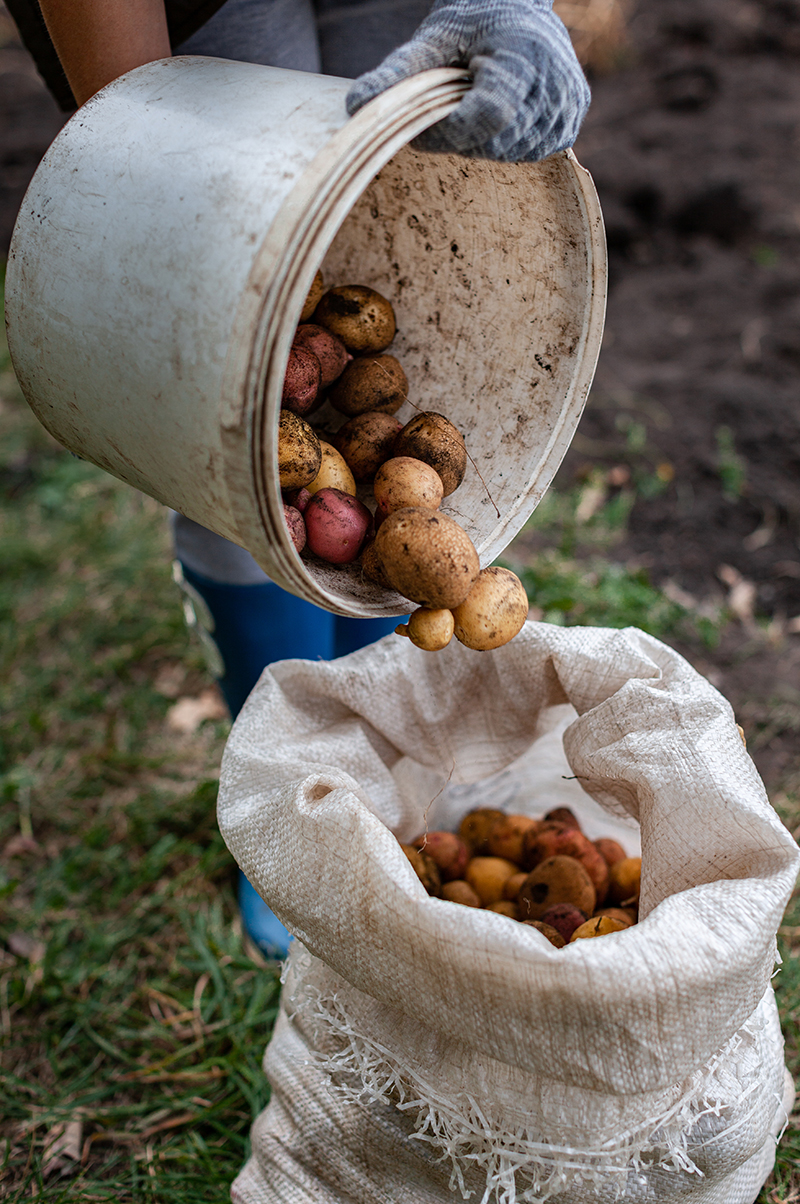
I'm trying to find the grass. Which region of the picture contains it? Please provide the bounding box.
[0,260,797,1202]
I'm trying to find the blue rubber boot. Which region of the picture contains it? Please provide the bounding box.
[177,564,404,959]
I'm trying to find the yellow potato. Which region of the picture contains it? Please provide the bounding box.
[452,567,529,651]
[306,441,356,497]
[397,607,454,651]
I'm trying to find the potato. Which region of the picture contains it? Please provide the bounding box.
[452,567,529,652]
[441,880,481,908]
[332,412,403,481]
[307,441,357,497]
[538,903,588,943]
[544,807,582,831]
[393,412,467,496]
[522,822,609,904]
[292,324,349,388]
[278,410,322,490]
[522,920,566,948]
[503,871,529,902]
[400,844,441,896]
[518,855,596,922]
[329,355,407,416]
[375,507,479,609]
[570,915,628,941]
[283,486,311,513]
[281,345,321,416]
[304,488,371,564]
[300,268,325,322]
[283,503,306,554]
[412,830,469,881]
[594,907,635,928]
[594,838,627,868]
[313,285,396,353]
[459,808,505,854]
[487,900,519,919]
[360,540,394,590]
[465,856,519,906]
[374,457,444,516]
[398,607,454,651]
[486,814,539,864]
[607,857,642,906]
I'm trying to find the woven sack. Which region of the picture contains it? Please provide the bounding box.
[217,622,800,1204]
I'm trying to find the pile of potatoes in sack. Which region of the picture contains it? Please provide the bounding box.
[279,272,530,652]
[401,805,642,946]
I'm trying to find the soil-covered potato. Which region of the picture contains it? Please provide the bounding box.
[332,412,403,481]
[278,410,322,490]
[304,488,371,564]
[459,809,505,854]
[465,856,519,906]
[360,540,394,590]
[452,567,529,652]
[594,838,627,868]
[283,503,306,554]
[374,457,444,516]
[400,844,441,896]
[313,285,396,353]
[518,855,597,921]
[307,441,356,497]
[412,831,469,881]
[393,412,467,496]
[440,880,481,908]
[300,268,325,322]
[329,354,407,416]
[399,607,454,651]
[486,814,539,864]
[523,920,566,948]
[375,507,479,609]
[522,822,609,904]
[281,345,321,417]
[487,900,519,919]
[544,807,582,831]
[292,324,349,388]
[539,903,588,942]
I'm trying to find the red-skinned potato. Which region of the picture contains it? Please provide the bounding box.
[412,831,469,881]
[283,503,306,554]
[304,488,371,564]
[283,487,311,513]
[282,345,321,416]
[292,324,349,388]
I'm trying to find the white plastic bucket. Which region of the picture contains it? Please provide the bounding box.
[5,59,606,616]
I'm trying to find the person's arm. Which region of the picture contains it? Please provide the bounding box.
[37,0,171,106]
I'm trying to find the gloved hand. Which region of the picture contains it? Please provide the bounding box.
[346,0,589,162]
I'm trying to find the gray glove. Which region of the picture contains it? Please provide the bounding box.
[345,0,589,162]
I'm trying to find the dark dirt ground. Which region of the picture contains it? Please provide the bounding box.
[1,0,799,796]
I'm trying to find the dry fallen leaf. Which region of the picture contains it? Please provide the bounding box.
[43,1119,83,1178]
[717,564,757,624]
[166,688,227,735]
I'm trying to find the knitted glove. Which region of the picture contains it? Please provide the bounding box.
[346,0,589,162]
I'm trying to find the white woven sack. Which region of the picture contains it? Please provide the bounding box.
[217,622,800,1204]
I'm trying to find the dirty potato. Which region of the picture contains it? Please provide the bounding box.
[292,324,349,389]
[452,567,529,652]
[332,412,402,481]
[398,607,455,651]
[374,457,444,516]
[393,412,467,496]
[313,286,396,353]
[518,855,597,922]
[375,507,479,609]
[278,410,322,490]
[300,268,325,322]
[329,354,407,416]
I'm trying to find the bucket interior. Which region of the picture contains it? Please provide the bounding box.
[254,144,604,614]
